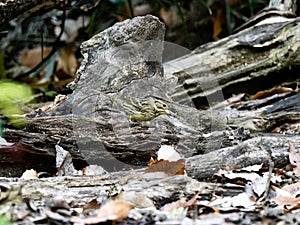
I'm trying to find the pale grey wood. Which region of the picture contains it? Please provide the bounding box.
[2,13,300,178]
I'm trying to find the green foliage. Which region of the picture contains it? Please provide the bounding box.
[0,215,12,225]
[38,87,57,98]
[0,81,33,128]
[44,90,57,98]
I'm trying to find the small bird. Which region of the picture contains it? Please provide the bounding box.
[110,96,170,122]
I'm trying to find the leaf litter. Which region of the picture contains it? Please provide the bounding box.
[2,143,300,224]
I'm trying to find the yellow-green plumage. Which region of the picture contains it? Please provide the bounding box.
[110,96,169,122]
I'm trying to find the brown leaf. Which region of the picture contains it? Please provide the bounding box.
[159,5,181,28]
[56,44,77,77]
[272,196,300,206]
[97,199,132,221]
[288,141,300,175]
[71,200,132,224]
[281,182,300,195]
[163,193,199,212]
[145,159,185,176]
[251,86,294,100]
[19,47,52,69]
[212,8,225,40]
[83,199,100,213]
[148,157,157,166]
[162,198,187,212]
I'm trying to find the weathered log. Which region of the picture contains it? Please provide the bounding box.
[186,135,300,180]
[165,17,300,108]
[0,173,239,205]
[1,14,300,178]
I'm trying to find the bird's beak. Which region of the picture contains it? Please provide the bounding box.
[165,109,176,117]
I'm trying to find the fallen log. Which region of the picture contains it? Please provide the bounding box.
[1,13,299,178]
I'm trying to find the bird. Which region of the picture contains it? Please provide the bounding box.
[110,96,170,122]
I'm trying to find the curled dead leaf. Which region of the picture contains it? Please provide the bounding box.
[71,199,132,224]
[251,86,294,100]
[145,159,185,176]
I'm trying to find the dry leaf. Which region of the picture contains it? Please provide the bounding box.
[0,137,14,147]
[271,127,281,133]
[20,169,38,179]
[240,164,263,172]
[82,165,107,176]
[251,86,294,100]
[217,169,262,182]
[19,47,52,69]
[272,196,300,206]
[209,194,255,211]
[159,5,181,28]
[230,192,256,209]
[163,198,187,212]
[56,44,77,77]
[71,200,132,224]
[118,191,155,208]
[288,141,300,176]
[148,157,157,166]
[285,202,300,212]
[97,199,133,221]
[163,194,198,212]
[212,8,225,40]
[271,185,293,198]
[83,199,100,214]
[157,145,182,162]
[281,182,300,196]
[145,159,185,176]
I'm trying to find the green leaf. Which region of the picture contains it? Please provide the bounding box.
[0,81,33,127]
[0,215,12,225]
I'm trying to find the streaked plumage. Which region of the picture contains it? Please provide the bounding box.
[110,96,169,122]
